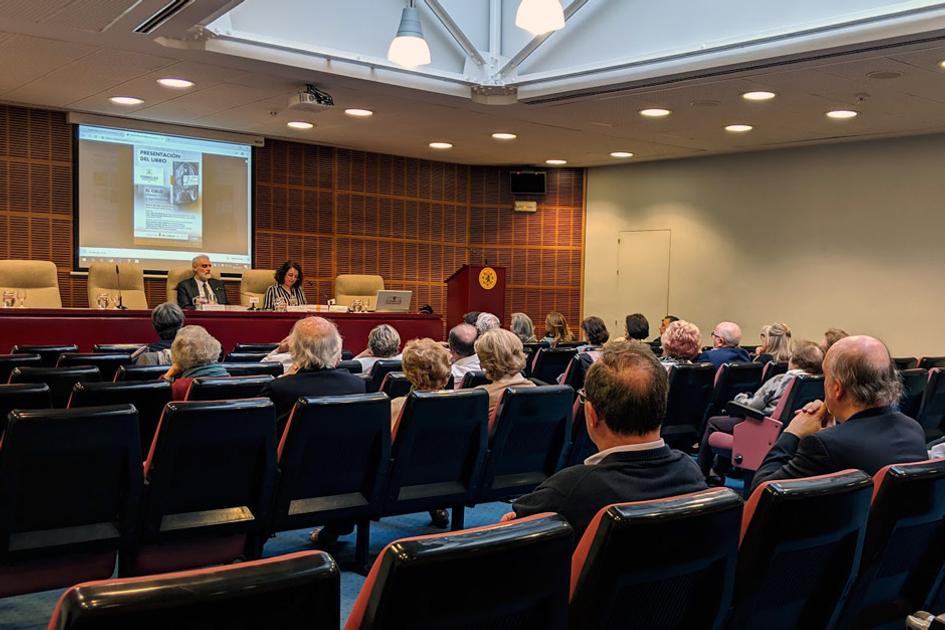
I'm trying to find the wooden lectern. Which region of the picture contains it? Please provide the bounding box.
[446,265,507,327]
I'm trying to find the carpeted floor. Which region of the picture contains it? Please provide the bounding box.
[0,502,510,630]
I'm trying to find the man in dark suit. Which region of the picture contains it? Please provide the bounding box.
[502,339,707,543]
[752,335,927,490]
[261,316,366,433]
[177,255,229,309]
[697,321,751,369]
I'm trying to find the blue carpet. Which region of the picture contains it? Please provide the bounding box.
[0,502,511,629]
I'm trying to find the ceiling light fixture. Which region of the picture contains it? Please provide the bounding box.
[287,121,314,130]
[515,0,565,36]
[610,151,634,158]
[387,1,431,68]
[491,132,517,140]
[157,78,194,89]
[109,96,143,106]
[545,159,567,165]
[725,124,753,133]
[639,108,671,118]
[345,108,374,117]
[429,141,453,149]
[742,91,776,101]
[826,109,858,119]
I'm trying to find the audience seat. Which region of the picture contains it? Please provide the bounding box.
[560,351,601,392]
[0,353,42,382]
[69,380,172,458]
[384,389,488,531]
[11,344,78,367]
[344,513,572,630]
[239,269,275,307]
[477,385,572,503]
[86,262,148,310]
[184,374,274,401]
[367,359,402,393]
[899,368,929,420]
[115,364,167,382]
[761,360,788,384]
[0,259,62,308]
[839,459,945,630]
[334,274,384,309]
[272,394,391,567]
[522,341,550,377]
[222,362,283,377]
[530,347,577,385]
[122,398,277,576]
[338,359,362,374]
[702,362,763,426]
[9,366,101,407]
[730,469,873,630]
[459,369,491,389]
[57,352,133,380]
[661,363,715,449]
[919,357,945,370]
[894,357,919,371]
[92,343,146,354]
[569,488,743,630]
[342,350,354,361]
[565,397,597,468]
[0,405,141,598]
[232,342,279,353]
[379,371,411,399]
[0,383,52,434]
[914,368,945,441]
[48,550,340,630]
[224,351,270,363]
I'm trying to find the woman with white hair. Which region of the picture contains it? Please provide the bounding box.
[135,302,185,366]
[510,312,537,344]
[161,325,228,399]
[475,328,536,431]
[354,324,402,374]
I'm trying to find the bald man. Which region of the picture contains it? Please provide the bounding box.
[449,323,480,386]
[752,335,926,490]
[696,321,750,369]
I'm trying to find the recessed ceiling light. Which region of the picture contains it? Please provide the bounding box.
[345,108,374,117]
[826,109,858,119]
[157,78,194,89]
[545,159,567,165]
[491,132,517,140]
[429,141,453,149]
[109,96,143,106]
[287,121,314,130]
[639,108,671,118]
[742,91,776,101]
[940,60,945,69]
[610,151,634,158]
[725,124,754,133]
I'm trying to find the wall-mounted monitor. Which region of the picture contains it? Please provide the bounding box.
[509,170,546,196]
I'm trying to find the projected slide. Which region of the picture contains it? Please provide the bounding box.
[77,124,252,271]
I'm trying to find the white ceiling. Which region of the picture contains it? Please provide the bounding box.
[4,0,945,166]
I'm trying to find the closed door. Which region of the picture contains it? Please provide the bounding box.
[616,230,671,336]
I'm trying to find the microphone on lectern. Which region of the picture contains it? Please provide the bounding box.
[115,264,127,309]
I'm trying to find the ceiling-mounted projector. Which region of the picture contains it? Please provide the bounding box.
[288,84,334,112]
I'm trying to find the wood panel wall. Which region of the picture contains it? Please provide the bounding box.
[0,104,586,338]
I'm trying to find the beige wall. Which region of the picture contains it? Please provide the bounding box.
[585,133,945,357]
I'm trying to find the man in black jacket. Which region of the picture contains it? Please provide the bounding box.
[503,339,707,543]
[176,255,229,309]
[752,335,926,490]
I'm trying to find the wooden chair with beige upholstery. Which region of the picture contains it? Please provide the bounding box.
[239,269,275,307]
[0,260,62,308]
[334,274,384,310]
[86,263,148,310]
[165,266,222,305]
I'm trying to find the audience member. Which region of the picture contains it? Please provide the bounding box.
[752,335,927,489]
[755,322,792,363]
[696,321,751,369]
[263,260,306,309]
[624,313,650,341]
[134,302,184,366]
[543,311,575,346]
[649,314,679,352]
[567,316,609,385]
[462,311,480,326]
[390,338,452,432]
[659,320,701,370]
[474,328,536,428]
[503,340,707,541]
[510,312,537,343]
[822,327,850,351]
[697,340,824,477]
[354,324,402,374]
[177,254,228,309]
[449,323,480,384]
[475,312,501,336]
[261,336,293,372]
[261,317,366,430]
[161,325,228,399]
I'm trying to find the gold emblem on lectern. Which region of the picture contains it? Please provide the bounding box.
[478,267,498,290]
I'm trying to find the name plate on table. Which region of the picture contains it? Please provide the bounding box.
[286,305,321,312]
[200,304,228,312]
